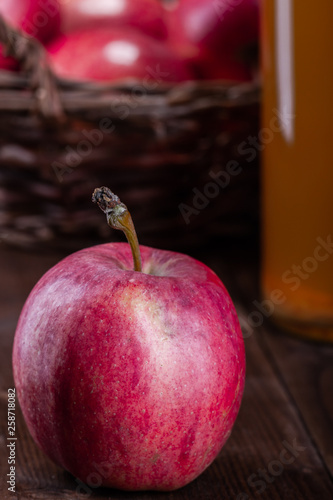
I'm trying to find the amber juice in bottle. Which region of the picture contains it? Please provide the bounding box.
[261,0,333,341]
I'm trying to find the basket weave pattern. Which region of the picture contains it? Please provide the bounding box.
[0,17,260,250]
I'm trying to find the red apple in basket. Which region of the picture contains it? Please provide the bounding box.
[61,0,167,40]
[0,0,61,70]
[165,0,259,81]
[47,28,192,82]
[0,0,61,42]
[12,187,245,491]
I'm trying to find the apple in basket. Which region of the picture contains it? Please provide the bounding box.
[165,0,259,81]
[61,0,168,40]
[12,187,245,491]
[0,0,61,42]
[0,0,61,70]
[47,27,192,82]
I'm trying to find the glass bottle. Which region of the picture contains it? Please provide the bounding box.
[261,0,333,341]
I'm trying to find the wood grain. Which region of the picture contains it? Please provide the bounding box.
[0,242,332,500]
[223,244,333,484]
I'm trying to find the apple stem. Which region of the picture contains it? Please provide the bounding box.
[92,187,142,273]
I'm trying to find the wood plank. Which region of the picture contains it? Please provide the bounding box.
[224,245,333,483]
[224,309,333,500]
[260,327,333,477]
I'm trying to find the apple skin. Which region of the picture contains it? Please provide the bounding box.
[0,0,61,71]
[0,0,61,43]
[47,28,192,82]
[165,0,259,81]
[61,0,168,40]
[13,242,245,491]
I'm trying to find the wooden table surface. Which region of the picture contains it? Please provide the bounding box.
[0,240,332,500]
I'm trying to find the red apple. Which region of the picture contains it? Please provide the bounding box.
[47,28,192,82]
[165,0,259,81]
[0,0,61,71]
[61,0,167,40]
[12,188,245,491]
[189,46,253,81]
[0,52,18,71]
[0,0,61,43]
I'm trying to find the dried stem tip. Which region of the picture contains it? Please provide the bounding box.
[92,186,142,273]
[92,186,123,213]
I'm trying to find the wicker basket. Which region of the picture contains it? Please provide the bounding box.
[0,16,260,251]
